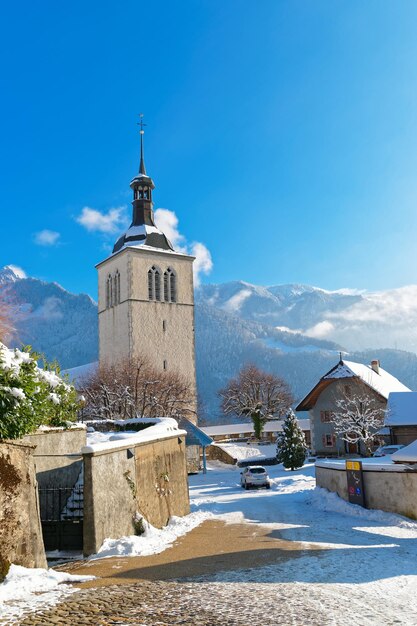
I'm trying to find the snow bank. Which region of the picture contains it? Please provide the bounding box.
[90,510,214,559]
[0,564,95,621]
[82,417,186,454]
[310,486,417,528]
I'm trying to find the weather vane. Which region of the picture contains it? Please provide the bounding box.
[137,113,146,135]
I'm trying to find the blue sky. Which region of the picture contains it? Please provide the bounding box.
[2,1,417,298]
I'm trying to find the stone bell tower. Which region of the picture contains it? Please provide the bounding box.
[96,117,196,410]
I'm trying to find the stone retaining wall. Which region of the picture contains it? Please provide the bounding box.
[316,462,417,520]
[206,444,236,465]
[23,427,86,488]
[83,434,189,556]
[0,441,46,574]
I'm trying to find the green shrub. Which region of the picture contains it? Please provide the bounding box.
[0,344,80,440]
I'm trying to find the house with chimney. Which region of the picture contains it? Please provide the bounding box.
[296,358,410,456]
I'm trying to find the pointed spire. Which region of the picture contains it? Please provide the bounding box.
[138,113,147,175]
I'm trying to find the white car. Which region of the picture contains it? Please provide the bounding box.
[240,466,271,490]
[373,444,405,457]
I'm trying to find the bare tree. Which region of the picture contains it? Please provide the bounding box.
[330,391,385,457]
[79,355,195,422]
[219,364,293,439]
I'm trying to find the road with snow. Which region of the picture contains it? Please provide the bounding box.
[2,461,417,625]
[187,461,417,625]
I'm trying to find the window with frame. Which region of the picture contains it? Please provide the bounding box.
[163,267,177,303]
[323,433,336,447]
[106,274,113,308]
[320,410,333,422]
[113,270,120,305]
[148,266,161,301]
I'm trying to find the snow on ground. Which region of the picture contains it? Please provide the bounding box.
[0,565,94,622]
[89,510,218,560]
[187,461,417,625]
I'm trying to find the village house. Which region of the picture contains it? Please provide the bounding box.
[385,391,417,446]
[296,358,410,456]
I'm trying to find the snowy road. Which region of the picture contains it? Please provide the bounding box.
[188,461,417,625]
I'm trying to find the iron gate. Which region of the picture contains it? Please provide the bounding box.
[38,485,84,552]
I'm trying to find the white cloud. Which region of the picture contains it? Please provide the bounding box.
[305,320,335,339]
[76,206,127,234]
[34,230,61,246]
[154,208,213,286]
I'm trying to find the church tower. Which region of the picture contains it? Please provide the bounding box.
[96,119,196,411]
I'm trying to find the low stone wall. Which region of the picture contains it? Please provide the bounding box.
[0,441,46,574]
[316,462,417,520]
[83,434,190,556]
[206,444,236,465]
[23,427,86,488]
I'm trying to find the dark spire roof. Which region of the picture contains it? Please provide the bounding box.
[112,116,174,255]
[139,114,147,175]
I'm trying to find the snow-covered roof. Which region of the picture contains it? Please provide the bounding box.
[385,392,417,427]
[82,417,186,454]
[391,439,417,463]
[323,360,410,399]
[201,418,310,437]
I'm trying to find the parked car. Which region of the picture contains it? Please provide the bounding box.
[373,444,405,457]
[240,466,271,489]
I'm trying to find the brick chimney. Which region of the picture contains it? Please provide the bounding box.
[371,359,380,374]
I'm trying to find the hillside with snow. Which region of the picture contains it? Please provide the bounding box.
[3,266,417,422]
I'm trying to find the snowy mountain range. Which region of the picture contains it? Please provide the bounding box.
[2,266,417,422]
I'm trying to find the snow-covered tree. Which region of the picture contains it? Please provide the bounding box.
[0,343,80,440]
[330,391,385,457]
[79,356,195,421]
[276,409,307,470]
[219,364,293,439]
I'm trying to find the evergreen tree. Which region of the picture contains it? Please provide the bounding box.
[276,409,307,470]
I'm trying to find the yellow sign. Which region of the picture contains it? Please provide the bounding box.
[346,461,361,471]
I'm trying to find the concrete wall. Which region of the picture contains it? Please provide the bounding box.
[0,441,46,574]
[311,381,385,456]
[23,427,86,488]
[316,463,417,520]
[83,434,190,556]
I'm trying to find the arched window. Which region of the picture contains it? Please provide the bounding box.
[148,266,161,301]
[106,274,113,308]
[148,268,154,300]
[113,270,120,305]
[163,268,177,303]
[154,269,161,301]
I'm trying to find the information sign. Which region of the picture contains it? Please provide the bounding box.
[346,460,366,507]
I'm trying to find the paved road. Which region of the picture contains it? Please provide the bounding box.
[13,579,331,626]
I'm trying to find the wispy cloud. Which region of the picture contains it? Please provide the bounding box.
[34,230,61,246]
[154,208,213,286]
[304,285,417,352]
[76,206,127,234]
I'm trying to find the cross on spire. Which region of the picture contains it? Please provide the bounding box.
[137,113,147,175]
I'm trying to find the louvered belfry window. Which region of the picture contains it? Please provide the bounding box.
[163,268,177,303]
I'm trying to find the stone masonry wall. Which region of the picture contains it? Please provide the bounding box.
[0,441,46,574]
